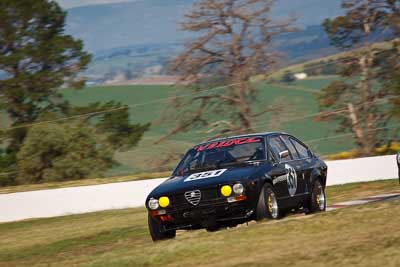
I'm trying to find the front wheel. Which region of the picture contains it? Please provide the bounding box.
[148,214,176,241]
[256,183,280,220]
[206,226,226,232]
[305,179,326,214]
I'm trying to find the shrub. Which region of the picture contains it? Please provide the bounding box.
[16,123,115,183]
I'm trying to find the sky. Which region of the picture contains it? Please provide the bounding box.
[56,0,138,9]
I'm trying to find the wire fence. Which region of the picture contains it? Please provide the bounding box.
[0,51,378,132]
[1,53,399,179]
[1,89,398,177]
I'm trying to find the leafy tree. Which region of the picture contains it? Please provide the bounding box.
[280,71,295,83]
[374,0,400,119]
[0,0,91,150]
[0,148,16,186]
[319,0,400,155]
[16,123,115,183]
[160,0,295,141]
[69,101,150,151]
[13,102,150,184]
[0,1,150,184]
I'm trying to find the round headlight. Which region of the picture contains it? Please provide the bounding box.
[148,198,159,210]
[233,183,244,195]
[159,196,170,208]
[221,185,232,197]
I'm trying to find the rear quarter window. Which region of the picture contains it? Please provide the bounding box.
[268,136,291,162]
[290,138,310,159]
[281,135,299,160]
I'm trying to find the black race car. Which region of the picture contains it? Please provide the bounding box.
[146,132,328,241]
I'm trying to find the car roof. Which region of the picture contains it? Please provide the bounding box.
[195,132,287,146]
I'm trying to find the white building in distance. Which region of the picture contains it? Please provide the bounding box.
[294,73,308,80]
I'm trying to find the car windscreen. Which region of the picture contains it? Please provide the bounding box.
[173,137,265,176]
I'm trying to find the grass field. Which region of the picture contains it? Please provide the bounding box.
[0,179,399,267]
[61,76,356,174]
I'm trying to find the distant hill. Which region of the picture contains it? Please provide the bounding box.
[65,0,193,52]
[276,25,337,62]
[64,0,343,83]
[83,24,338,84]
[65,0,343,52]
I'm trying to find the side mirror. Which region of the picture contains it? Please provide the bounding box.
[279,150,289,161]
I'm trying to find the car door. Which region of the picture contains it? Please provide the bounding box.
[267,135,294,202]
[289,137,315,194]
[280,135,306,196]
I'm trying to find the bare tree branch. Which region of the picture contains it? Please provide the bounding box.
[159,0,296,143]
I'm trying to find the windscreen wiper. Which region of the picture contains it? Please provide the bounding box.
[218,160,264,168]
[185,164,219,174]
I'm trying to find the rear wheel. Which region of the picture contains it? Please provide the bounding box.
[256,183,280,220]
[206,226,225,232]
[305,179,326,214]
[148,214,176,241]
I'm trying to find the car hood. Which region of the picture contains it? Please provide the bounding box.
[148,165,263,198]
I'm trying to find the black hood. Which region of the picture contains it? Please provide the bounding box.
[148,165,264,198]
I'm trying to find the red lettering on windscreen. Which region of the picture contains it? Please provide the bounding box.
[195,137,261,152]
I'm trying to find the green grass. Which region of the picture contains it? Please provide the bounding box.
[1,70,367,176]
[60,76,355,174]
[0,179,399,267]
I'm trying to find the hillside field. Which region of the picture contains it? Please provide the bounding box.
[61,76,355,174]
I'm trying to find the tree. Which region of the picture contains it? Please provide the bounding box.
[280,70,295,83]
[374,0,400,119]
[0,1,150,184]
[16,123,115,183]
[160,0,295,141]
[0,148,15,186]
[319,0,400,155]
[13,101,150,184]
[79,101,150,151]
[0,0,91,151]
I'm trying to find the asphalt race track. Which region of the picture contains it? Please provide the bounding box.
[326,192,400,211]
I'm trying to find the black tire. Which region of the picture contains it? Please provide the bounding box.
[148,214,176,241]
[206,226,224,232]
[305,179,326,214]
[256,183,280,220]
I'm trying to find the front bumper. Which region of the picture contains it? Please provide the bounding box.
[151,199,254,231]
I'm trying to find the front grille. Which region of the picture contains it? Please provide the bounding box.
[169,187,223,210]
[184,190,201,205]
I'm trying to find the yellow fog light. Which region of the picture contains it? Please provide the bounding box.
[159,196,170,208]
[221,185,232,197]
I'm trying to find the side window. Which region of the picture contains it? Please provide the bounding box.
[290,138,310,159]
[280,135,299,160]
[268,136,291,162]
[268,148,277,163]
